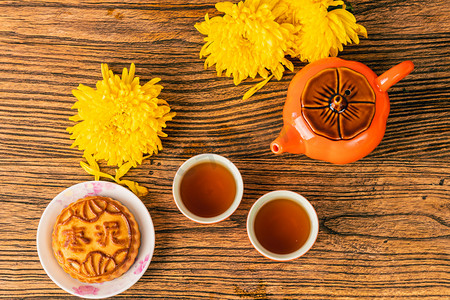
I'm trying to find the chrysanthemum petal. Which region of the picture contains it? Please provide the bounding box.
[216,1,235,14]
[356,24,368,38]
[243,74,274,100]
[80,161,114,181]
[119,180,149,197]
[115,161,134,181]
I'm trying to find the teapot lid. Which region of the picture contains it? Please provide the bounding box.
[301,67,376,140]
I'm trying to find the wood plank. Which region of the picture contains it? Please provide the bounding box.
[0,0,448,298]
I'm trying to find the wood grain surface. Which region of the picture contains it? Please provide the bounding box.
[0,0,449,299]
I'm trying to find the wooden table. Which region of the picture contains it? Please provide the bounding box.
[1,0,449,298]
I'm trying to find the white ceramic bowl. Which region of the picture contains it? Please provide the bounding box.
[247,190,319,261]
[37,181,155,298]
[172,153,244,224]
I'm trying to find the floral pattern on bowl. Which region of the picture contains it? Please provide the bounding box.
[73,285,100,296]
[134,254,151,275]
[37,181,155,299]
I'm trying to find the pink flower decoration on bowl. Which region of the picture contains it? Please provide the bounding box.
[73,285,99,296]
[134,254,150,275]
[85,181,104,196]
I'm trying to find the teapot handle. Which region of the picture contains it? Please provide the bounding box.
[375,61,414,92]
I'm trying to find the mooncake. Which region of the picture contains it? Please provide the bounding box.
[52,196,140,283]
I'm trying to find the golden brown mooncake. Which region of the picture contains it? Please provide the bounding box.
[52,196,140,283]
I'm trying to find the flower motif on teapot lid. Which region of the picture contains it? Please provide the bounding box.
[302,67,376,141]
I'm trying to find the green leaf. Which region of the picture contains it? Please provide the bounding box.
[328,1,354,13]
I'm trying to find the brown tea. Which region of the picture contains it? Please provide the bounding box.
[180,162,236,218]
[254,199,310,255]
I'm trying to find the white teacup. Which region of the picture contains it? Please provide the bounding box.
[247,190,319,261]
[172,153,244,224]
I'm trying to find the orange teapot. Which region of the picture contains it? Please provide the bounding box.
[271,57,414,164]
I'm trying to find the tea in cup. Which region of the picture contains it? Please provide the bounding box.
[172,154,244,224]
[247,191,318,261]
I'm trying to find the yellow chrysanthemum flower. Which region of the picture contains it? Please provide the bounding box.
[278,0,367,62]
[67,63,175,196]
[195,0,367,99]
[195,0,298,86]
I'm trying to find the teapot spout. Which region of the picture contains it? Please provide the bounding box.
[271,126,305,155]
[375,61,414,92]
